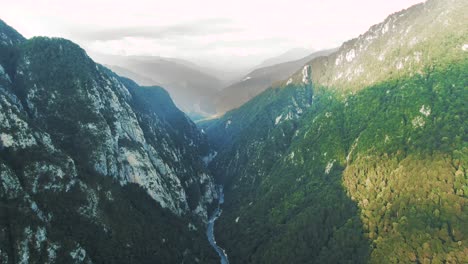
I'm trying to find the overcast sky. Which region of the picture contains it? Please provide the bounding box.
[1,0,423,70]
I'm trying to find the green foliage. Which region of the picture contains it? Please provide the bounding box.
[204,60,468,263]
[0,34,218,263]
[304,0,468,94]
[35,173,217,264]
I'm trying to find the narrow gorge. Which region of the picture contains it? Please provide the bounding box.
[0,0,467,263]
[206,186,229,264]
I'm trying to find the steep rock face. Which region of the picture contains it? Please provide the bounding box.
[0,20,217,263]
[202,0,467,263]
[13,36,216,217]
[122,77,217,215]
[287,0,467,91]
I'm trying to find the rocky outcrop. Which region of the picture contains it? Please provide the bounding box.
[0,20,217,263]
[286,0,467,92]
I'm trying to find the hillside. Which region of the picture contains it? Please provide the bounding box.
[202,0,468,262]
[214,48,336,114]
[0,20,218,263]
[1,0,467,263]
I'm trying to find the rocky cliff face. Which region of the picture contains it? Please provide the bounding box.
[287,0,467,91]
[0,20,217,263]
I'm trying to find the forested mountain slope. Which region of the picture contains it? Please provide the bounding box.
[0,20,218,263]
[202,0,468,263]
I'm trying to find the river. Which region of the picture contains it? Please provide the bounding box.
[206,186,229,264]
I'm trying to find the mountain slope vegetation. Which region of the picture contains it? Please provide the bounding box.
[0,0,467,263]
[0,20,218,263]
[202,0,467,263]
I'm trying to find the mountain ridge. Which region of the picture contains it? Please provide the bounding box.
[284,0,467,92]
[90,52,224,114]
[254,47,314,69]
[214,48,336,114]
[0,19,219,263]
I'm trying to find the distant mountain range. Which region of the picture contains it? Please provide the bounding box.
[90,53,223,115]
[92,49,334,117]
[253,47,314,69]
[214,48,336,114]
[104,64,160,86]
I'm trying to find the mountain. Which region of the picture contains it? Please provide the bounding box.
[202,0,468,263]
[104,64,160,86]
[89,53,223,115]
[2,0,467,262]
[255,48,314,69]
[0,20,219,263]
[153,56,244,85]
[214,48,336,114]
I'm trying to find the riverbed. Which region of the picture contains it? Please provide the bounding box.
[206,186,229,264]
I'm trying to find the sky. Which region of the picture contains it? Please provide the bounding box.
[1,0,424,70]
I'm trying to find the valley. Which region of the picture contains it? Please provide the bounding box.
[0,0,467,263]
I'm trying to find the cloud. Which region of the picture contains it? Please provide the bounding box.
[2,0,424,70]
[71,18,242,41]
